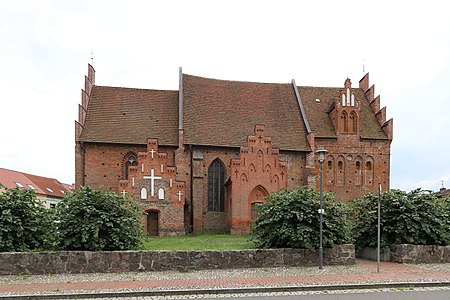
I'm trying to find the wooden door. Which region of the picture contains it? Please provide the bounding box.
[147,212,159,236]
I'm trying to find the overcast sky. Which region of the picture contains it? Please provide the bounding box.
[1,0,449,192]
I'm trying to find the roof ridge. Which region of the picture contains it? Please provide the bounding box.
[183,73,292,86]
[93,85,178,92]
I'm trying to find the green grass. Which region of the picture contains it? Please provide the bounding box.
[137,234,256,251]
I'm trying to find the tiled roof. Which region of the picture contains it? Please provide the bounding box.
[80,86,179,146]
[182,74,310,151]
[299,86,388,140]
[0,167,71,198]
[23,173,70,198]
[0,168,45,193]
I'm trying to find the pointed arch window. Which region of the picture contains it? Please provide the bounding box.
[208,159,225,212]
[349,111,357,133]
[340,111,348,133]
[125,154,138,179]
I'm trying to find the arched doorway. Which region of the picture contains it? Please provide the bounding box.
[249,185,268,221]
[146,211,159,236]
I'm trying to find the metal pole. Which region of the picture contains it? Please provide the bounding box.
[319,161,324,270]
[377,183,381,273]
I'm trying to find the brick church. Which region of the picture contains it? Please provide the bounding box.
[75,64,393,236]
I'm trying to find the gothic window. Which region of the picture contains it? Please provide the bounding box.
[340,112,348,133]
[326,156,335,186]
[355,158,362,186]
[208,159,225,212]
[349,111,357,133]
[336,156,345,186]
[125,154,138,179]
[364,157,374,186]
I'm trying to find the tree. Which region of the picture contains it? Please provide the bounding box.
[55,186,143,251]
[0,188,56,252]
[352,188,450,251]
[251,186,352,250]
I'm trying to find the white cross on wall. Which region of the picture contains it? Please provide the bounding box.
[177,190,183,202]
[121,189,127,197]
[150,149,156,159]
[143,168,162,197]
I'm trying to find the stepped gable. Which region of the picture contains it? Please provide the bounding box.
[119,138,185,208]
[299,75,390,140]
[182,74,310,151]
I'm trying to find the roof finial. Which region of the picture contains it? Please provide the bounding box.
[90,48,94,66]
[441,180,445,189]
[363,58,366,73]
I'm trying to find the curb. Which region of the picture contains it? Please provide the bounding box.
[1,281,450,300]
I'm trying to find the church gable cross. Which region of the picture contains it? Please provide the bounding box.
[149,148,156,159]
[143,168,162,197]
[177,190,183,202]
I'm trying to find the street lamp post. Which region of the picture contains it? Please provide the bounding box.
[315,146,328,270]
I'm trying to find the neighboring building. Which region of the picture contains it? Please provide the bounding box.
[437,186,450,198]
[0,168,74,208]
[75,64,393,236]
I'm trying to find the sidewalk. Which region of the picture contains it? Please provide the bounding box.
[0,259,449,299]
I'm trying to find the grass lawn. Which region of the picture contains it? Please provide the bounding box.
[137,234,256,251]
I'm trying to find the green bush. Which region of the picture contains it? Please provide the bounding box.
[251,187,352,250]
[352,188,450,251]
[55,186,143,251]
[0,188,56,252]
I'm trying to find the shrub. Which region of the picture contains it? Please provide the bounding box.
[0,188,56,252]
[251,186,352,250]
[55,186,143,251]
[352,188,450,251]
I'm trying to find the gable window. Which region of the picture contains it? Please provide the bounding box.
[125,154,138,179]
[208,159,225,212]
[340,111,348,133]
[349,111,357,133]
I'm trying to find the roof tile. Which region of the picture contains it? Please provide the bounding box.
[80,86,179,145]
[183,74,310,151]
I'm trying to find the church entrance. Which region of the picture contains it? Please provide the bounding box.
[147,211,159,236]
[249,185,268,221]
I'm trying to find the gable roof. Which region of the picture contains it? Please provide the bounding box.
[299,86,388,140]
[0,168,45,193]
[78,72,389,151]
[80,86,179,146]
[182,74,311,151]
[0,167,72,198]
[23,173,70,198]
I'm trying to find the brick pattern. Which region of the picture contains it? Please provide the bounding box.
[228,125,288,234]
[119,139,185,236]
[75,66,393,232]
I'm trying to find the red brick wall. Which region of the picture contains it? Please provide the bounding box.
[315,135,391,202]
[80,143,177,192]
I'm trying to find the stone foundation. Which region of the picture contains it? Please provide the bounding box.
[0,244,354,275]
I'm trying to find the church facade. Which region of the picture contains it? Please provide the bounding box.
[75,65,393,236]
